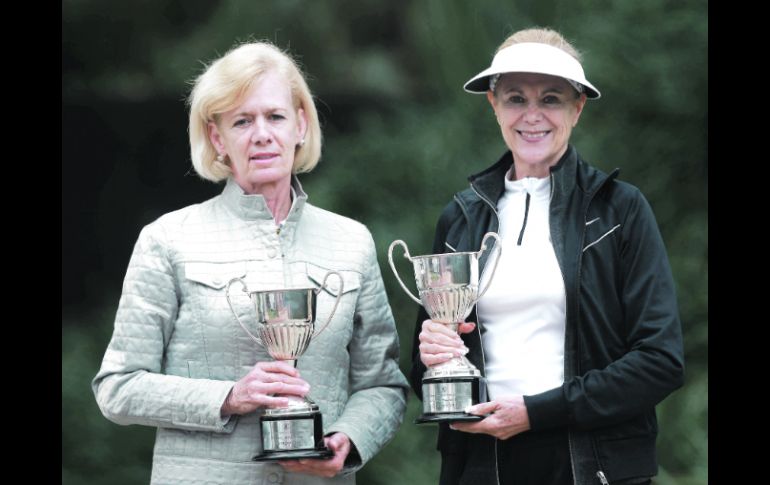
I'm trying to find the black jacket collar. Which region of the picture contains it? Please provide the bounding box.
[464,144,621,206]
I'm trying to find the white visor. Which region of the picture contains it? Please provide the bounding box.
[463,42,601,98]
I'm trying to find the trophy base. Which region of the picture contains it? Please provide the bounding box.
[252,447,334,462]
[419,374,487,424]
[414,412,485,424]
[256,405,329,461]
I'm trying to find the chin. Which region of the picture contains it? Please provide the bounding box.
[249,171,292,184]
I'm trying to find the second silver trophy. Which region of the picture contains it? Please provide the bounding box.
[389,232,501,423]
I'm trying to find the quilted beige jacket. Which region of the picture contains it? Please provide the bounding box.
[92,176,408,485]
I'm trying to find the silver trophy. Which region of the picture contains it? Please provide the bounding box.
[226,271,343,461]
[388,233,501,424]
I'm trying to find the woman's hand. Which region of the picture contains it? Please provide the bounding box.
[418,319,476,367]
[220,361,310,416]
[449,396,531,440]
[278,432,351,477]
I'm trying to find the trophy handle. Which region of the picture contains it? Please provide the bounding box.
[473,232,502,303]
[226,277,263,347]
[312,270,344,339]
[387,240,422,305]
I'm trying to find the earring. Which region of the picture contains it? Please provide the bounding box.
[298,138,306,147]
[216,153,225,163]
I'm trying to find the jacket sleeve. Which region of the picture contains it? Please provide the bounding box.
[525,188,685,431]
[91,222,236,433]
[325,231,408,470]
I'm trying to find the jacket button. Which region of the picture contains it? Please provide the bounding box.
[267,472,281,483]
[212,278,222,286]
[267,248,277,259]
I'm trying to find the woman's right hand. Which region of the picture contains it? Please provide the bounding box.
[418,319,475,367]
[221,361,310,417]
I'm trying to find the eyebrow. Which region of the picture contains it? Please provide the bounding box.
[231,107,288,118]
[502,86,566,95]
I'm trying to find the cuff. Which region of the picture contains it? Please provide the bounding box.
[523,386,569,431]
[323,431,363,475]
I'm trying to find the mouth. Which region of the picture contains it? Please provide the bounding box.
[249,153,279,164]
[516,130,550,141]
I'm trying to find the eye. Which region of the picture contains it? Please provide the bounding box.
[542,95,561,105]
[269,113,286,121]
[506,95,526,104]
[233,118,250,127]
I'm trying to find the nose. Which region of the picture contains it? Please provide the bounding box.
[250,118,272,145]
[523,102,542,123]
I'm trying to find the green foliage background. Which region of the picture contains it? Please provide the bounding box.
[62,1,707,484]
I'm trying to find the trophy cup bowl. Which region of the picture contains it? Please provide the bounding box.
[226,271,343,461]
[388,232,501,424]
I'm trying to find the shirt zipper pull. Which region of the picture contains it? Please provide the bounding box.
[516,192,531,246]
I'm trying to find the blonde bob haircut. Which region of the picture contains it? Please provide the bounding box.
[188,41,322,182]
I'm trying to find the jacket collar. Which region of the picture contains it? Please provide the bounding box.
[466,144,613,204]
[221,175,308,223]
[466,150,513,205]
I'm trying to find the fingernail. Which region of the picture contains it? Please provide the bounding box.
[464,405,473,413]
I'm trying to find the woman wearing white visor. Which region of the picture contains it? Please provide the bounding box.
[409,28,683,485]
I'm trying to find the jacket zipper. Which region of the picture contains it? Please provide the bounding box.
[597,470,609,484]
[549,172,555,202]
[474,320,500,485]
[568,433,578,485]
[575,176,614,485]
[548,173,581,485]
[470,183,501,219]
[468,182,501,485]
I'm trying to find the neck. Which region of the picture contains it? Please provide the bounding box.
[263,183,293,224]
[510,161,552,180]
[510,145,568,180]
[237,177,293,224]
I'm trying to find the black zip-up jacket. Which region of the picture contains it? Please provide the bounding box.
[409,145,684,485]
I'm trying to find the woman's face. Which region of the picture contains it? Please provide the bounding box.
[487,72,586,179]
[209,71,307,194]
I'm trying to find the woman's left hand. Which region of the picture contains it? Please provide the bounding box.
[278,432,351,477]
[449,396,531,440]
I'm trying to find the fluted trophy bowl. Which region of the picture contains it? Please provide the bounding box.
[226,272,342,461]
[254,289,317,361]
[388,232,501,424]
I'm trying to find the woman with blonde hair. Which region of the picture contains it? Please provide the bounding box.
[93,40,408,484]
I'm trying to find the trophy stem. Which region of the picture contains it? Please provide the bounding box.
[444,322,460,333]
[425,354,480,378]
